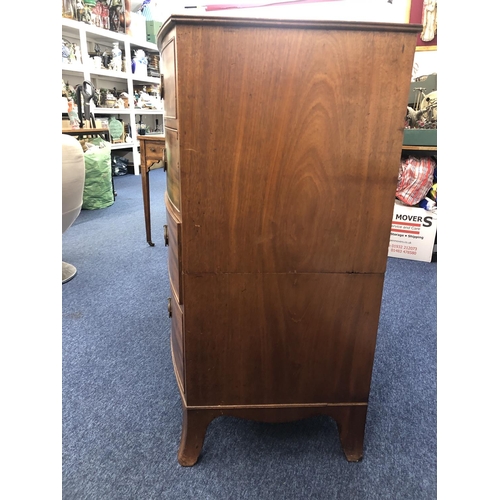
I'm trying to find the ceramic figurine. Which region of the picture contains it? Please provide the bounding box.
[105,93,117,108]
[119,92,129,109]
[62,40,70,63]
[74,44,82,64]
[110,42,122,72]
[132,49,148,77]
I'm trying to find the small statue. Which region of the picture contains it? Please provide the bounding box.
[68,100,80,129]
[69,44,77,64]
[421,0,438,43]
[76,0,84,22]
[74,45,82,64]
[110,42,122,72]
[62,40,70,63]
[138,89,153,109]
[119,92,129,109]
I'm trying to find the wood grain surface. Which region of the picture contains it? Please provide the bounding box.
[158,16,420,464]
[182,272,385,407]
[174,24,415,274]
[166,200,183,304]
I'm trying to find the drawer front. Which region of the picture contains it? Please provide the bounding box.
[165,128,181,214]
[167,201,182,304]
[170,294,185,394]
[160,33,178,130]
[144,140,164,164]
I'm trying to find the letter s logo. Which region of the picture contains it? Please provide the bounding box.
[423,216,433,228]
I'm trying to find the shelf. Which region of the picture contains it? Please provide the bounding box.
[63,70,160,89]
[62,64,85,74]
[92,107,132,114]
[61,19,80,37]
[62,16,164,175]
[62,65,160,85]
[89,68,128,80]
[63,18,128,44]
[62,18,159,52]
[402,145,437,152]
[130,40,161,52]
[132,75,161,85]
[111,143,134,151]
[90,108,163,115]
[132,108,163,114]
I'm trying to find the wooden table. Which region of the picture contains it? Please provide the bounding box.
[138,134,165,246]
[62,127,111,142]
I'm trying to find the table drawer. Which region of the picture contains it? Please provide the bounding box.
[167,201,182,304]
[143,140,164,163]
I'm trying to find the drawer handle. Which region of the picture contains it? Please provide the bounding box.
[167,297,172,318]
[164,225,169,246]
[150,147,157,153]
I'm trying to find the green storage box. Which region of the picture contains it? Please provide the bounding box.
[146,21,162,44]
[403,129,437,147]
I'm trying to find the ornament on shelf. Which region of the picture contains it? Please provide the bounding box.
[118,92,129,109]
[62,39,71,63]
[110,42,122,72]
[421,0,438,42]
[108,117,125,143]
[62,0,75,19]
[105,93,117,108]
[132,49,148,77]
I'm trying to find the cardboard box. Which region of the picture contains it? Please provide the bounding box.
[388,201,437,262]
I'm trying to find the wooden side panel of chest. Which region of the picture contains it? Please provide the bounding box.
[159,16,420,466]
[182,272,385,407]
[175,23,414,275]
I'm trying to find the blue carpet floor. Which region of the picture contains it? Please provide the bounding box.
[62,169,437,499]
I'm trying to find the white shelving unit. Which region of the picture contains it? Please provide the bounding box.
[62,17,164,175]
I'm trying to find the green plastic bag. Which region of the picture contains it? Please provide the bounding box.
[82,139,114,210]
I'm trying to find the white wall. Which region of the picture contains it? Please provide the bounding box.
[153,0,410,22]
[412,50,438,80]
[135,0,437,80]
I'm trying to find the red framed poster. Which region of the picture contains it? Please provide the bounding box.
[406,0,437,51]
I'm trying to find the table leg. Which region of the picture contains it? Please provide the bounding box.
[141,163,154,246]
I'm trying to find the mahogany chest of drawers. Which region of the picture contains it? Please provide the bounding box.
[158,14,419,466]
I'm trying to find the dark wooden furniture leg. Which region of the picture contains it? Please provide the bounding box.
[176,405,368,466]
[177,406,215,466]
[334,405,367,462]
[139,136,166,246]
[140,158,153,247]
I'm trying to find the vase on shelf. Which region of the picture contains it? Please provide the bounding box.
[132,49,148,77]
